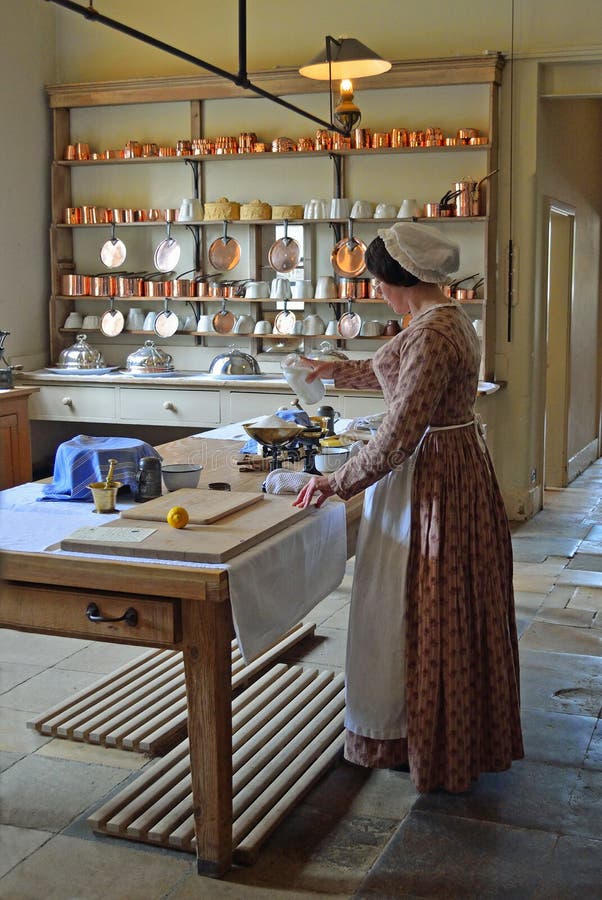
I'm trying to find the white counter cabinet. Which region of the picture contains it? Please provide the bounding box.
[21,376,386,428]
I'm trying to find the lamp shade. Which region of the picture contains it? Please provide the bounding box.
[299,38,391,80]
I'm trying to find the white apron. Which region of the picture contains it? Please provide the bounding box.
[344,418,483,740]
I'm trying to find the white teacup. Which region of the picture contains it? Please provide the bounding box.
[292,280,314,300]
[180,314,196,332]
[350,200,374,218]
[64,312,83,329]
[197,314,214,333]
[233,314,255,334]
[398,198,420,218]
[125,307,144,330]
[82,314,100,330]
[254,320,273,335]
[330,198,352,219]
[374,202,398,219]
[315,275,337,300]
[305,198,328,219]
[245,280,270,299]
[302,314,325,335]
[361,319,385,337]
[178,198,204,221]
[270,277,292,300]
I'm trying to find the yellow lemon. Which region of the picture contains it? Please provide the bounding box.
[167,506,189,529]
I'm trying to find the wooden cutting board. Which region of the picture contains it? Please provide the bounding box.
[120,489,263,525]
[60,494,311,563]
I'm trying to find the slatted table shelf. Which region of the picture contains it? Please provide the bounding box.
[89,663,345,864]
[29,621,316,756]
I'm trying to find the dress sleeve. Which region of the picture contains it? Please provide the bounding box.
[331,358,381,391]
[328,326,458,499]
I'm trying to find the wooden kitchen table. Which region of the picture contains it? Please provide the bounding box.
[0,436,362,877]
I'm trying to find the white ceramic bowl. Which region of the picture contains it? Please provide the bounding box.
[314,447,350,473]
[162,464,203,491]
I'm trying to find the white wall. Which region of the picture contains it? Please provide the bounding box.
[1,1,56,371]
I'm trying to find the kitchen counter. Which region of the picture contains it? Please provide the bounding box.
[18,369,500,394]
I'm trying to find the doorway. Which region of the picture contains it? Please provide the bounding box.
[543,201,576,488]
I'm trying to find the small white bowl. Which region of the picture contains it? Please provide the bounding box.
[162,464,203,491]
[314,448,349,473]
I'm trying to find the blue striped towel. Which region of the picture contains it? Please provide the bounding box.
[39,435,161,502]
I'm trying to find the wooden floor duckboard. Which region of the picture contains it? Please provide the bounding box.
[28,621,316,756]
[89,664,345,864]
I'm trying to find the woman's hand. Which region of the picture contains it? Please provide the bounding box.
[293,475,335,509]
[299,357,335,384]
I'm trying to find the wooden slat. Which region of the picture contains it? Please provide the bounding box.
[90,664,346,864]
[88,665,345,864]
[31,622,316,755]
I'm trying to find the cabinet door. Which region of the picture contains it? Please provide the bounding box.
[0,412,23,489]
[119,387,220,426]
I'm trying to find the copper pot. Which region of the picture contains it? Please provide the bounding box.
[144,276,173,298]
[338,278,370,300]
[90,274,110,296]
[61,273,91,296]
[193,277,212,297]
[423,202,440,218]
[171,278,191,298]
[368,278,383,299]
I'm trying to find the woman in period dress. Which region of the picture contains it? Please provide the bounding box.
[294,222,524,793]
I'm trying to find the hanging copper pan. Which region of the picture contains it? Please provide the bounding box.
[100,296,125,337]
[100,224,127,269]
[331,219,367,278]
[154,222,181,273]
[337,300,362,338]
[267,220,301,273]
[208,221,241,271]
[212,297,235,334]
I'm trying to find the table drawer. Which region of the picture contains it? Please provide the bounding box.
[119,387,220,425]
[28,385,116,421]
[1,584,179,647]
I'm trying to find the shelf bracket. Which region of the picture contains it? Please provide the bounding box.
[185,159,201,199]
[329,153,344,198]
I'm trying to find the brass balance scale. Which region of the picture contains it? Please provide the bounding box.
[242,421,326,475]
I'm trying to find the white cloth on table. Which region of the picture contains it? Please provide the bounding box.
[0,482,346,663]
[263,470,313,494]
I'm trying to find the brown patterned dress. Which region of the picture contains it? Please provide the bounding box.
[328,303,524,793]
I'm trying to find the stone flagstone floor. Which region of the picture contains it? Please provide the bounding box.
[1,460,601,898]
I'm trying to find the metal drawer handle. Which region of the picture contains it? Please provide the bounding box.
[62,396,73,406]
[85,602,138,626]
[163,400,176,411]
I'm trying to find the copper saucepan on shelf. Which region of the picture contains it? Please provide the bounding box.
[338,278,370,299]
[144,272,176,297]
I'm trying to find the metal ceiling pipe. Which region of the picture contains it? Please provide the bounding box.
[44,0,346,133]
